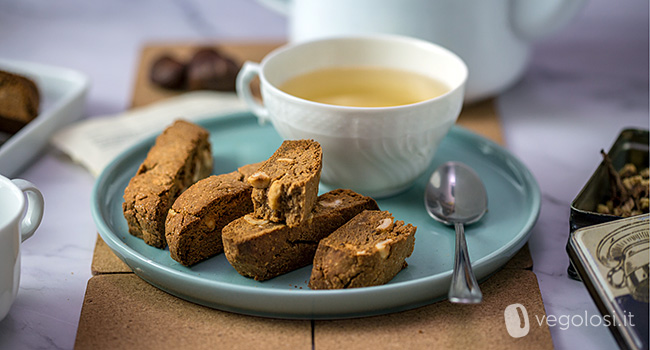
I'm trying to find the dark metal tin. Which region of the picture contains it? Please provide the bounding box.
[568,214,649,350]
[568,128,649,280]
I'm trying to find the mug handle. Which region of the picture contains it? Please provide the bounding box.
[236,61,271,125]
[11,179,44,242]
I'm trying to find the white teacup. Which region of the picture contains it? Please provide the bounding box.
[0,175,44,321]
[237,35,467,197]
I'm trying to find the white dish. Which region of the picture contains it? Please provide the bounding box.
[0,59,89,177]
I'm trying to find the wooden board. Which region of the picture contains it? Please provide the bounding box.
[77,42,550,350]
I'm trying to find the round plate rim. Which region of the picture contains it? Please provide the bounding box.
[91,111,541,318]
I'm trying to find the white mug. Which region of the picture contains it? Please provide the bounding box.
[0,175,44,321]
[237,35,467,198]
[257,0,586,103]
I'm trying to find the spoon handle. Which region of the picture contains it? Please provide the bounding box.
[448,222,483,303]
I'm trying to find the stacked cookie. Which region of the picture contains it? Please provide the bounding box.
[165,163,261,266]
[309,210,416,289]
[122,123,417,289]
[122,120,213,248]
[0,70,40,134]
[222,140,376,281]
[246,139,323,228]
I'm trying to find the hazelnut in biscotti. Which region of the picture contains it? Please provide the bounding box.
[122,120,213,248]
[222,189,378,281]
[309,210,416,289]
[248,140,322,227]
[165,163,262,266]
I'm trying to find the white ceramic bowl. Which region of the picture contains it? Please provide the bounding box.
[237,35,467,198]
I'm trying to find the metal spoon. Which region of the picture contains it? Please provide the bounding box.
[424,161,487,303]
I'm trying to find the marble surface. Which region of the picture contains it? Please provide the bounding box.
[0,0,647,349]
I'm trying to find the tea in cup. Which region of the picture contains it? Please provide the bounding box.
[237,35,467,197]
[0,175,44,321]
[278,66,449,108]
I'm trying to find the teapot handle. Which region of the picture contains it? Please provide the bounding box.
[256,0,291,16]
[511,0,587,41]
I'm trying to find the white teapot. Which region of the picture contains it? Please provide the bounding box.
[257,0,586,103]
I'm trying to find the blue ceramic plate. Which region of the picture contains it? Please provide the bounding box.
[91,112,540,319]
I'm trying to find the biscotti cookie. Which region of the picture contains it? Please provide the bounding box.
[165,163,262,266]
[123,120,212,248]
[0,70,40,134]
[247,140,322,227]
[222,189,379,281]
[237,162,263,180]
[309,210,416,289]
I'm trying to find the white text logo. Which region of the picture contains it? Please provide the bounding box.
[504,303,636,337]
[504,303,530,338]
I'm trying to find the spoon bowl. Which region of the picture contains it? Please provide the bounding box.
[424,161,488,303]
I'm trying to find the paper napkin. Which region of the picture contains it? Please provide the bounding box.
[51,91,246,177]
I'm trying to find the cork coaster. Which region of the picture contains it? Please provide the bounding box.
[456,98,505,145]
[75,274,312,350]
[314,269,551,350]
[129,42,279,108]
[78,42,548,349]
[91,234,131,274]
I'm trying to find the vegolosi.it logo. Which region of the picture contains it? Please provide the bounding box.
[504,303,530,338]
[504,303,635,338]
